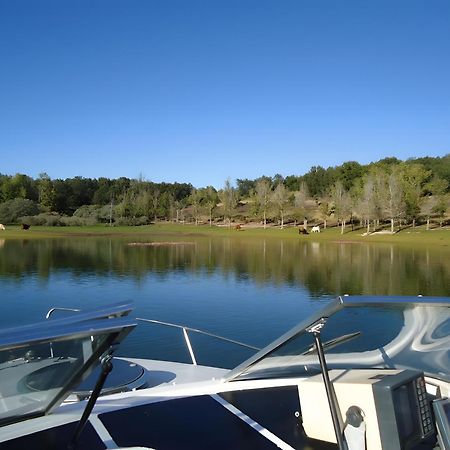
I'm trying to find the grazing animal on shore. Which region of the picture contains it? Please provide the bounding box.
[0,224,5,231]
[298,227,309,235]
[235,224,242,230]
[311,226,320,233]
[21,224,30,230]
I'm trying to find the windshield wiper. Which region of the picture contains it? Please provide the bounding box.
[302,331,361,355]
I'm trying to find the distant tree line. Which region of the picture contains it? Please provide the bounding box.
[0,174,193,225]
[0,154,449,230]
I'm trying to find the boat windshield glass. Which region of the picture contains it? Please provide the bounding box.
[0,304,135,427]
[228,297,450,383]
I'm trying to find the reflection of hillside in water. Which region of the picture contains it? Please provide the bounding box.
[0,238,449,296]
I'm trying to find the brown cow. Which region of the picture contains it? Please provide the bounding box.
[21,224,30,230]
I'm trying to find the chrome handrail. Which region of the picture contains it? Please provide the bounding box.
[136,318,260,365]
[43,309,259,365]
[46,307,81,319]
[45,307,82,357]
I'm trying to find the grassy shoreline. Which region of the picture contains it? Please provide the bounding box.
[0,223,449,246]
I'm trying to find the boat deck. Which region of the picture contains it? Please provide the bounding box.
[0,388,338,450]
[0,421,105,450]
[98,387,337,450]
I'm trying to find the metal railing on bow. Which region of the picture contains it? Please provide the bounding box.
[45,307,83,357]
[136,318,260,365]
[45,307,82,319]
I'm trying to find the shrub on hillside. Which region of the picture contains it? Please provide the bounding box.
[73,205,99,220]
[18,213,96,226]
[114,216,149,226]
[60,216,96,226]
[74,204,115,224]
[19,213,62,226]
[0,198,40,223]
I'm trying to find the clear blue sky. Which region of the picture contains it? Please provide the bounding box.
[1,0,449,188]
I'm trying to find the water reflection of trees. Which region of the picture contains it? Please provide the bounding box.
[0,238,448,297]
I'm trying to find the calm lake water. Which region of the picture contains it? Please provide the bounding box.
[0,236,449,368]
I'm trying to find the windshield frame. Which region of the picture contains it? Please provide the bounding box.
[225,295,450,382]
[0,303,136,427]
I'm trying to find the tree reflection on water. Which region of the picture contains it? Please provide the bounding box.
[0,237,448,297]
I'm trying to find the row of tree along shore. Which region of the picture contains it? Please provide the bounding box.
[0,155,449,233]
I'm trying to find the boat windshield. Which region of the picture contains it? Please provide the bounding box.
[226,296,450,383]
[0,303,135,427]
